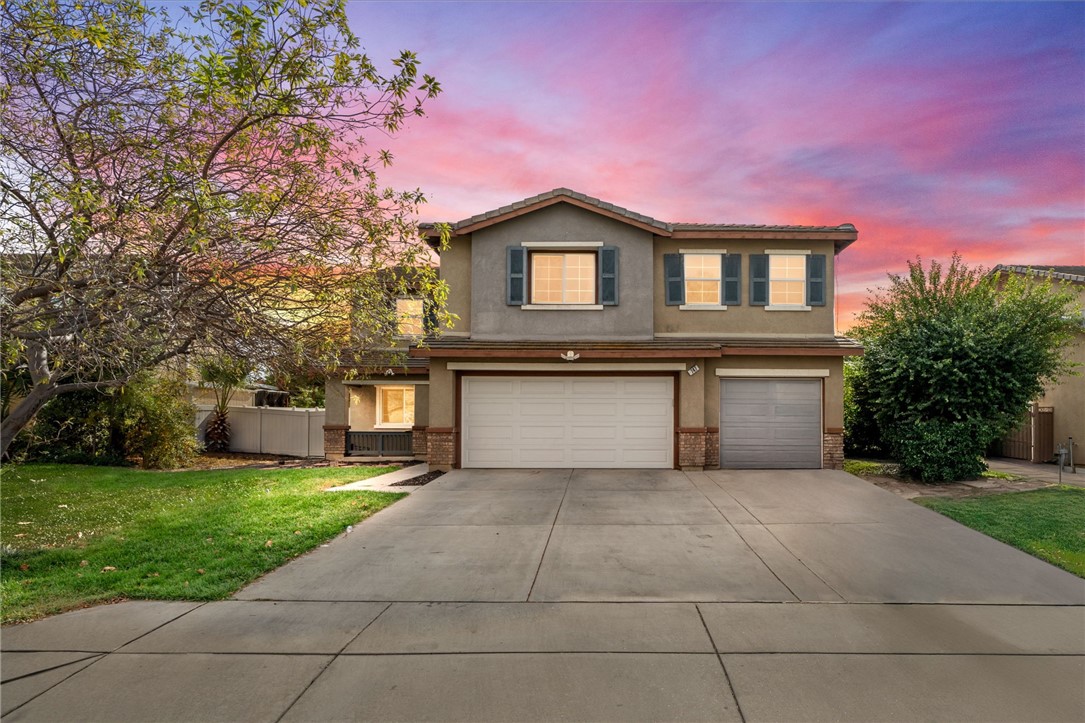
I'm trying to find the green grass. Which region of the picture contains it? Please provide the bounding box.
[844,459,898,477]
[917,486,1085,578]
[1,463,403,623]
[980,469,1024,481]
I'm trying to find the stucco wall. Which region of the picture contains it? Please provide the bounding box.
[348,386,377,430]
[428,360,455,428]
[469,204,655,340]
[653,237,838,336]
[707,356,845,430]
[438,235,472,334]
[324,379,348,427]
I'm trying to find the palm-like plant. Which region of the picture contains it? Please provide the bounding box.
[198,357,251,452]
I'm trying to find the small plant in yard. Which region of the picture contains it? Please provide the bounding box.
[0,464,403,623]
[198,357,252,453]
[980,470,1024,481]
[843,459,899,477]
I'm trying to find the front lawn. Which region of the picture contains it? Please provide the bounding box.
[1,464,403,623]
[917,486,1085,578]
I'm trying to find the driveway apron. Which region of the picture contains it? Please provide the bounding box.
[3,468,1083,722]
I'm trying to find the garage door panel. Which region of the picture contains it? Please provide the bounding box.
[518,380,567,395]
[465,425,515,441]
[571,425,619,440]
[624,401,671,416]
[519,402,566,416]
[462,376,673,469]
[721,379,821,469]
[624,425,670,441]
[518,425,566,440]
[623,449,672,465]
[465,379,516,396]
[467,401,518,417]
[573,402,618,417]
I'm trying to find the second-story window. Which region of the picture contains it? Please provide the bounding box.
[769,255,806,306]
[396,298,424,336]
[684,254,722,305]
[531,252,596,304]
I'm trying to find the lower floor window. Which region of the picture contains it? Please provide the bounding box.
[378,386,415,427]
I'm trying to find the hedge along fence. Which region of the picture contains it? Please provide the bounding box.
[195,405,325,457]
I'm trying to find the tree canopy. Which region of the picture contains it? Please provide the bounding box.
[850,255,1080,481]
[0,0,447,455]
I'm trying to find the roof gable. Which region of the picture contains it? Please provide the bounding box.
[421,188,859,252]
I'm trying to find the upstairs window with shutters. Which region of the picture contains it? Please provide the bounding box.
[507,246,618,307]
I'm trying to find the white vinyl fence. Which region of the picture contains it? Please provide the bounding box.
[195,405,325,457]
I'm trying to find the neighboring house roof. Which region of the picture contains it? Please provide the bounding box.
[992,265,1085,284]
[420,188,858,252]
[412,337,863,359]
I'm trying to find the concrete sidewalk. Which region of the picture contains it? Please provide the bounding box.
[324,463,430,492]
[986,457,1085,488]
[3,468,1083,721]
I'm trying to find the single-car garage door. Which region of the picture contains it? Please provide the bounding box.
[461,376,673,468]
[720,378,822,469]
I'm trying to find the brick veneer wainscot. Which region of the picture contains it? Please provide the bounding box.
[823,431,845,470]
[323,425,348,460]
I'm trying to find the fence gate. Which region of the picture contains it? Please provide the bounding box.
[999,406,1054,463]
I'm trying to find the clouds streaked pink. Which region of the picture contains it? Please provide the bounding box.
[349,1,1085,328]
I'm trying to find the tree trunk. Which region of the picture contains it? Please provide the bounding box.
[0,382,58,458]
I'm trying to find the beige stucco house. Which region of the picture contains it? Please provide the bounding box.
[324,188,863,471]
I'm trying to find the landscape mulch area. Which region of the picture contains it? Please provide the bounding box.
[392,470,445,487]
[185,453,420,473]
[867,474,1057,500]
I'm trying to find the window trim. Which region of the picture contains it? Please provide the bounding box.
[528,250,598,306]
[375,385,415,429]
[679,250,727,309]
[766,251,810,311]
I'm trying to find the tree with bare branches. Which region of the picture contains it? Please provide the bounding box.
[0,0,447,456]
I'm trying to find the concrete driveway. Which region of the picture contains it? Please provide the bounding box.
[3,469,1084,721]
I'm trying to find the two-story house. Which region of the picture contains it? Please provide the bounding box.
[323,188,862,471]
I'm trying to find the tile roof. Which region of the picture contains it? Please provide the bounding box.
[992,265,1085,284]
[420,188,857,241]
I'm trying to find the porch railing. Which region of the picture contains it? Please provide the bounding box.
[347,430,413,456]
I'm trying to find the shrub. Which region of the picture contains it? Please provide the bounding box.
[887,418,992,482]
[842,357,886,457]
[851,255,1079,482]
[14,372,199,469]
[119,374,200,469]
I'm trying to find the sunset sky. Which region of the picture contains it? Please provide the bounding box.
[348,1,1085,330]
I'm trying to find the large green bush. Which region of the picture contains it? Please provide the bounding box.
[852,255,1079,482]
[842,356,886,457]
[13,372,199,469]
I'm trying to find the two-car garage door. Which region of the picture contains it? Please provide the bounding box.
[461,376,673,468]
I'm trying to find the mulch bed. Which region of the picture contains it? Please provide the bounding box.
[866,474,1056,500]
[391,470,444,487]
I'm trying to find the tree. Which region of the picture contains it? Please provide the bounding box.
[0,0,448,456]
[851,255,1080,481]
[198,356,251,452]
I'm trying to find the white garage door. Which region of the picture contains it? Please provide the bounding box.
[461,376,673,468]
[720,378,822,469]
